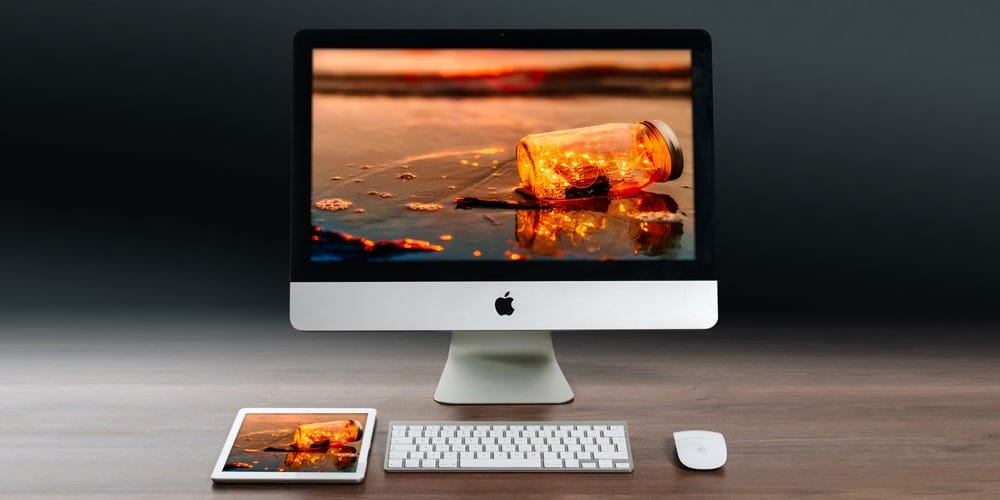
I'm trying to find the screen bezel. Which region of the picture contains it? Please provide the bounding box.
[291,29,715,282]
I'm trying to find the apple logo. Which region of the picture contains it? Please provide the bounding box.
[495,291,514,316]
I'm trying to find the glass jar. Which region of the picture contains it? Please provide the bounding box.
[515,120,684,200]
[291,419,361,450]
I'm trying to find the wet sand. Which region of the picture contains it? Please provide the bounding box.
[311,95,694,261]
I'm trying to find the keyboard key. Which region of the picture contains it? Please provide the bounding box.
[463,457,542,469]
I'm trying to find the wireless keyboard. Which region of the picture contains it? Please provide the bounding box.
[383,421,633,472]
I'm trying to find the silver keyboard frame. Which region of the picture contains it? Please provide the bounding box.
[383,421,634,473]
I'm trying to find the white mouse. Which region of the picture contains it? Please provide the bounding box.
[674,430,727,470]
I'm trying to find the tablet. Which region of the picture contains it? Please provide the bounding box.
[211,408,376,483]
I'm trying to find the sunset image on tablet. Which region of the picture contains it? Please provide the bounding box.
[220,411,370,474]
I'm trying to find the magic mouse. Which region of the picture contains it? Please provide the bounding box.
[674,430,727,470]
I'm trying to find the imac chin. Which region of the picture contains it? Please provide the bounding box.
[290,280,718,404]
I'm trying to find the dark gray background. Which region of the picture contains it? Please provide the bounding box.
[3,1,999,325]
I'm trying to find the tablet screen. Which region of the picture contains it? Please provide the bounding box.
[221,411,371,474]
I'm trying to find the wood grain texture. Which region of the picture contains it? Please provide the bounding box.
[1,315,998,498]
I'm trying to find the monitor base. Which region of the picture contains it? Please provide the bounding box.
[434,331,574,405]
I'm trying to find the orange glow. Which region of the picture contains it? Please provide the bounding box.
[292,420,360,451]
[515,193,682,258]
[398,239,445,251]
[439,234,453,241]
[396,147,504,166]
[313,50,691,77]
[283,446,358,471]
[472,250,483,257]
[516,122,676,200]
[312,226,444,254]
[438,67,514,78]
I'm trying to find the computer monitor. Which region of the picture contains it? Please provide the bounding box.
[290,30,716,404]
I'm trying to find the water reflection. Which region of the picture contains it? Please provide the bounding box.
[281,446,359,472]
[515,192,684,259]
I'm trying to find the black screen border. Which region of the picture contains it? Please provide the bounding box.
[291,29,715,282]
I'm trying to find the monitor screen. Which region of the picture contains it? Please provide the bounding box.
[309,49,694,263]
[291,30,715,333]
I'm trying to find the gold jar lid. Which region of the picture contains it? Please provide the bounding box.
[642,120,684,181]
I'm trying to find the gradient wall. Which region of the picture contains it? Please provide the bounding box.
[3,1,999,323]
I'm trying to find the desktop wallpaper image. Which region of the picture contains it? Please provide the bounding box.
[310,49,694,262]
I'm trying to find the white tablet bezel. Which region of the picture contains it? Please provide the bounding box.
[211,407,377,483]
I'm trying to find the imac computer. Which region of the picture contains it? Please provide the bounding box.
[290,30,716,404]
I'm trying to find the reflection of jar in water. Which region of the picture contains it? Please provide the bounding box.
[283,446,358,471]
[292,420,361,450]
[516,120,683,200]
[515,192,684,258]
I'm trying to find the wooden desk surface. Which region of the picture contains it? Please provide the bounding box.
[2,314,998,498]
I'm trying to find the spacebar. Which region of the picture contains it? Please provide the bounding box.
[460,458,542,469]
